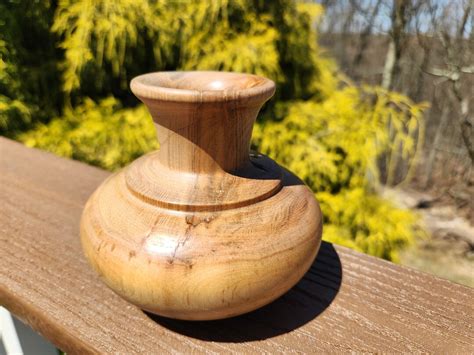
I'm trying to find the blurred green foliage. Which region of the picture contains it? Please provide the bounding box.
[2,0,426,261]
[20,97,158,170]
[0,0,61,134]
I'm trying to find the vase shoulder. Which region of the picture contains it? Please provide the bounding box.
[125,151,283,211]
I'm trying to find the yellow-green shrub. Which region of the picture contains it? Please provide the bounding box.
[20,97,157,171]
[316,188,420,261]
[51,0,336,101]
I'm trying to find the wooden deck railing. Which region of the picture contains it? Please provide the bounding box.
[1,137,473,353]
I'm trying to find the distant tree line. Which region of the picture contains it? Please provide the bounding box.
[317,0,473,188]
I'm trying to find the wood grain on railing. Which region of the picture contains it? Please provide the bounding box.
[0,137,473,353]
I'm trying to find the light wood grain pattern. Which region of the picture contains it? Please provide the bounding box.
[1,137,473,353]
[81,71,323,320]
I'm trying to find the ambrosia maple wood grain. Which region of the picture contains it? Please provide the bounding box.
[80,71,323,320]
[1,138,473,353]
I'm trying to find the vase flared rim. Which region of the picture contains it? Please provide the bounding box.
[130,71,275,104]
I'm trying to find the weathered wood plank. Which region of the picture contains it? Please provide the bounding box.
[0,137,473,353]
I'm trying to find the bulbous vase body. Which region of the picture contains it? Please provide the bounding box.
[80,71,322,320]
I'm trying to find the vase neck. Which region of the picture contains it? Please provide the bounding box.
[131,71,275,175]
[144,100,261,174]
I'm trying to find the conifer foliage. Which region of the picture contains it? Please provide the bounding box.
[2,0,426,260]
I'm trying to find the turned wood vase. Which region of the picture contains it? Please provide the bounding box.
[80,71,323,320]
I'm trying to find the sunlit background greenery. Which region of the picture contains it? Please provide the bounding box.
[0,0,428,262]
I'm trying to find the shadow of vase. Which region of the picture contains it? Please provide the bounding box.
[147,241,342,342]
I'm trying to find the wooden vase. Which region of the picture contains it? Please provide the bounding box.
[80,71,323,320]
